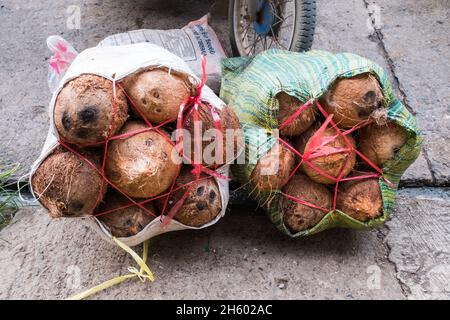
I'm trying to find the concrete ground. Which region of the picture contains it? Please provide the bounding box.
[0,0,449,299]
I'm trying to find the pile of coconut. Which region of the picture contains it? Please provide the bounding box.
[249,73,408,233]
[31,68,242,239]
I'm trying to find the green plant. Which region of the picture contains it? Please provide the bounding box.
[0,166,19,229]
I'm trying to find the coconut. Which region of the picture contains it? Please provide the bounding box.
[295,126,356,184]
[97,191,157,238]
[276,92,316,136]
[122,68,194,124]
[54,74,128,146]
[250,140,296,191]
[358,121,408,168]
[184,103,243,167]
[31,147,107,218]
[281,174,333,232]
[320,73,385,129]
[156,169,222,227]
[336,178,383,222]
[293,121,322,155]
[105,120,180,198]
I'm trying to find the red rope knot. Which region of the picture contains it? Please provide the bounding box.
[175,55,225,174]
[160,55,229,226]
[191,164,203,176]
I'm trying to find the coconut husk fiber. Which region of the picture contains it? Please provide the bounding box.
[54,74,128,146]
[97,191,157,238]
[320,73,385,129]
[281,173,333,232]
[184,103,243,167]
[337,178,383,222]
[276,92,316,136]
[31,146,107,218]
[249,140,296,192]
[122,67,195,124]
[105,120,180,198]
[156,168,222,227]
[358,121,408,168]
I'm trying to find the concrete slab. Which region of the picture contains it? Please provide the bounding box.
[401,151,434,187]
[0,206,403,300]
[313,0,389,70]
[312,0,434,185]
[386,187,450,299]
[367,0,450,185]
[3,187,450,300]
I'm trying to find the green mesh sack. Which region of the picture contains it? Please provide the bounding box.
[220,49,422,237]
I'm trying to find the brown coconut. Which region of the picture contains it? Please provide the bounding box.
[293,121,322,155]
[31,147,107,218]
[281,174,333,232]
[156,169,222,227]
[184,103,243,167]
[276,92,316,136]
[296,126,356,184]
[122,68,194,124]
[97,191,157,237]
[54,74,128,146]
[250,141,296,191]
[105,120,180,198]
[358,121,408,168]
[336,178,383,222]
[320,73,385,129]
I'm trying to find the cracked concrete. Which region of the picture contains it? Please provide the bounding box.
[2,188,449,300]
[361,0,437,186]
[0,0,449,300]
[363,0,414,114]
[363,0,439,187]
[0,206,405,299]
[386,188,450,299]
[366,0,450,185]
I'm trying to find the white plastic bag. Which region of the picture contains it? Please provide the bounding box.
[47,35,78,93]
[97,15,227,93]
[31,42,230,247]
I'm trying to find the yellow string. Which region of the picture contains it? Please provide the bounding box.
[66,238,153,300]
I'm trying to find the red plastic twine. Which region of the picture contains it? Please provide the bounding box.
[160,56,227,226]
[277,97,394,213]
[58,55,229,228]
